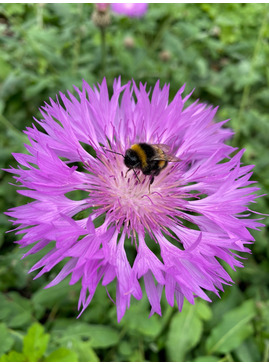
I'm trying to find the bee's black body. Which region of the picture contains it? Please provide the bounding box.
[124,143,170,184]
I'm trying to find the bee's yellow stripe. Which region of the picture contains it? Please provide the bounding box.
[131,144,147,168]
[158,160,166,169]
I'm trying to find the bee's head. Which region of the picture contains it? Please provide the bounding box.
[124,149,140,168]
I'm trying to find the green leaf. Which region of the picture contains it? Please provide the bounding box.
[76,325,120,349]
[208,286,244,329]
[166,302,203,361]
[0,72,26,99]
[118,341,133,358]
[0,323,14,356]
[206,300,256,354]
[119,296,162,338]
[0,292,33,329]
[32,279,75,309]
[52,321,120,349]
[70,341,99,362]
[24,77,54,100]
[195,300,212,321]
[0,350,27,362]
[44,348,78,362]
[23,322,50,361]
[194,356,220,362]
[2,3,25,16]
[234,338,262,362]
[0,57,12,81]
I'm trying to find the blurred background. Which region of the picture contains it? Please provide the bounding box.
[0,2,269,362]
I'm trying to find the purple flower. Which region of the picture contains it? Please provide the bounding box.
[6,78,263,322]
[96,3,110,12]
[111,3,148,18]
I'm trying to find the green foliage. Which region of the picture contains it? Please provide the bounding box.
[23,323,50,361]
[118,293,163,338]
[51,321,121,349]
[44,348,78,362]
[194,356,220,362]
[1,3,269,362]
[206,300,256,354]
[0,292,34,329]
[0,323,14,357]
[0,322,78,362]
[166,301,212,361]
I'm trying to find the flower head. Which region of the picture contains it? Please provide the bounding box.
[96,3,110,12]
[92,3,111,28]
[111,3,148,18]
[6,78,263,321]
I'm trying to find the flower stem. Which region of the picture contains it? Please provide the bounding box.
[72,4,83,75]
[37,3,44,29]
[100,26,106,76]
[263,340,269,362]
[234,10,268,146]
[150,15,173,52]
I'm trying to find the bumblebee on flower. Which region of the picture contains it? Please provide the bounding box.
[6,78,263,321]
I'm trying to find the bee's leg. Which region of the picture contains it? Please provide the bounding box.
[148,176,155,194]
[133,169,140,183]
[125,167,140,182]
[125,168,132,178]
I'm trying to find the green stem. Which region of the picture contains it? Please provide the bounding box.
[150,15,173,52]
[218,353,234,362]
[138,339,145,361]
[47,304,59,322]
[263,340,269,362]
[234,10,268,145]
[37,3,44,29]
[227,353,234,362]
[218,355,227,362]
[72,4,83,74]
[100,26,106,76]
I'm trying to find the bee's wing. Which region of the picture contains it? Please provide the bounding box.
[151,144,171,154]
[150,144,181,162]
[163,155,181,162]
[151,154,181,162]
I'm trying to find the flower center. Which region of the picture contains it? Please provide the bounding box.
[88,153,183,234]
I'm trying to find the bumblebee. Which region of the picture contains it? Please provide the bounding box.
[124,143,180,185]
